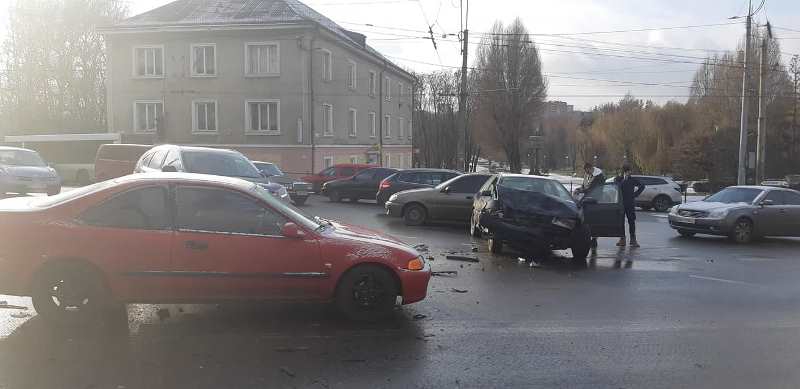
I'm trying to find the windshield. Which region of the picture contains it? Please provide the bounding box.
[0,149,47,167]
[255,162,283,177]
[704,188,763,204]
[250,184,320,230]
[499,177,573,202]
[182,151,261,179]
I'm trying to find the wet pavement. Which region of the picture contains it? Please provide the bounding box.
[2,195,800,388]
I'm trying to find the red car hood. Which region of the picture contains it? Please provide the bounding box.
[327,220,417,254]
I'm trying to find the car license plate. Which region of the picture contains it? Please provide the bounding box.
[296,191,307,196]
[31,183,47,190]
[676,216,695,224]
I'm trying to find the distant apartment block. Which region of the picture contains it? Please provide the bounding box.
[544,101,575,117]
[101,0,414,174]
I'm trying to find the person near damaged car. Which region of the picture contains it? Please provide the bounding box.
[614,165,645,248]
[576,162,605,196]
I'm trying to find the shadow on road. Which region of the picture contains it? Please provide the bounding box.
[0,303,427,389]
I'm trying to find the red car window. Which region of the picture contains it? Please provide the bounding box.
[176,186,287,236]
[79,186,170,230]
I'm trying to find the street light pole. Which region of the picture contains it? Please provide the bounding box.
[737,0,753,185]
[755,23,771,185]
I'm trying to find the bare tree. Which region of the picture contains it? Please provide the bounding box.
[412,71,461,169]
[473,18,547,173]
[0,0,128,134]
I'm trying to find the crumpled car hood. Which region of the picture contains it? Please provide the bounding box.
[494,185,579,218]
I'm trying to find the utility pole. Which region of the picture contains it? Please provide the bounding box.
[737,0,752,185]
[458,0,469,172]
[755,22,771,184]
[791,55,799,166]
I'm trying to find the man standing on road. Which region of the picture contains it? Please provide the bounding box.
[614,165,645,248]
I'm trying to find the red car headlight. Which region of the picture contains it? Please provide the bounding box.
[406,256,425,271]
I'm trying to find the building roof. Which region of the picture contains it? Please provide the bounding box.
[109,0,413,79]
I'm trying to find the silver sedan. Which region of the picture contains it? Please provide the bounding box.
[668,186,800,243]
[0,146,61,196]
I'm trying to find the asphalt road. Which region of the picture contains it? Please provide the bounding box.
[2,195,800,388]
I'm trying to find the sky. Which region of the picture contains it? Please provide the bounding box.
[1,0,799,110]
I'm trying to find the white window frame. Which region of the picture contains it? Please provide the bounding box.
[192,99,218,134]
[323,156,334,168]
[348,108,357,137]
[320,49,333,81]
[407,120,412,139]
[347,59,357,90]
[368,71,376,97]
[245,99,280,135]
[398,116,405,139]
[244,41,280,77]
[322,103,333,136]
[132,45,165,78]
[369,111,377,138]
[133,100,163,134]
[349,155,359,164]
[383,114,391,138]
[190,43,217,77]
[383,76,391,101]
[398,82,404,100]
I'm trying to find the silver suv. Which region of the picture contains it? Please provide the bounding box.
[607,175,683,212]
[632,175,683,212]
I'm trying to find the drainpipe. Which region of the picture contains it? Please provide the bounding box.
[378,60,387,166]
[308,32,316,174]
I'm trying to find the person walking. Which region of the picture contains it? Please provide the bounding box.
[614,165,645,247]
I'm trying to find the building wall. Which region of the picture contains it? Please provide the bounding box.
[107,26,413,175]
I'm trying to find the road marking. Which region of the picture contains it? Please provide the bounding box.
[689,274,756,286]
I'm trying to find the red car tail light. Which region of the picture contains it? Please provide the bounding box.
[379,179,392,190]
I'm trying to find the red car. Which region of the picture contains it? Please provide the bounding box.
[0,173,430,323]
[302,163,374,193]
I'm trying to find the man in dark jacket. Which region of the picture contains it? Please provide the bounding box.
[614,165,645,247]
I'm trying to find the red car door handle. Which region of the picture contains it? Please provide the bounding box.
[185,240,208,250]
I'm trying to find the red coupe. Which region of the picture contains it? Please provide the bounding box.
[0,173,430,323]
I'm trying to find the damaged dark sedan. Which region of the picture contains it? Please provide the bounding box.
[471,174,625,261]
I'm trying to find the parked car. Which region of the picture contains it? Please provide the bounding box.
[134,145,289,202]
[385,173,493,225]
[376,169,461,205]
[301,163,374,193]
[94,143,152,182]
[470,174,624,260]
[787,175,800,190]
[322,167,398,203]
[0,146,61,196]
[252,161,313,206]
[606,175,682,212]
[668,186,800,243]
[0,173,430,323]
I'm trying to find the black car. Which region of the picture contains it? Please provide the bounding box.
[472,174,625,261]
[252,161,313,206]
[376,168,461,205]
[322,167,399,203]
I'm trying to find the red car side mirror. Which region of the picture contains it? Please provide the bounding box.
[281,222,306,239]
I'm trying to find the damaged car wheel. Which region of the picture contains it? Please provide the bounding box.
[570,225,592,261]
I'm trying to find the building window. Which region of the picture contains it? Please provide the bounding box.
[383,114,391,138]
[398,154,405,169]
[347,60,357,89]
[408,120,412,139]
[245,42,279,76]
[348,108,357,137]
[191,44,216,76]
[383,152,391,168]
[322,103,333,136]
[369,112,377,138]
[323,156,334,168]
[246,100,280,134]
[398,117,405,139]
[383,76,391,101]
[349,155,359,164]
[398,82,404,100]
[134,101,163,133]
[134,46,164,77]
[321,49,332,81]
[368,71,376,97]
[192,100,218,133]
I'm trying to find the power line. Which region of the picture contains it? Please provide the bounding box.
[471,22,741,37]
